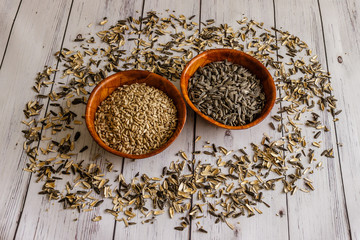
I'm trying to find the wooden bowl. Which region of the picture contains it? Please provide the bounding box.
[180,49,276,130]
[85,70,187,159]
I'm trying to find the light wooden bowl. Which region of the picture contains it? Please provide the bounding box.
[180,49,276,130]
[85,70,187,159]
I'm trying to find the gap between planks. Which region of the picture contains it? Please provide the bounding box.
[316,0,352,238]
[111,0,145,238]
[4,1,351,239]
[188,1,202,239]
[12,0,75,238]
[0,0,23,70]
[271,0,291,239]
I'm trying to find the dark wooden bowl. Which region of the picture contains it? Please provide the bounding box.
[85,70,187,159]
[180,49,276,130]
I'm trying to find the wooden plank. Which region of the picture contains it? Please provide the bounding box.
[0,1,356,240]
[0,0,73,239]
[274,0,350,239]
[13,0,144,239]
[112,0,199,239]
[0,0,22,62]
[191,0,289,239]
[318,0,360,239]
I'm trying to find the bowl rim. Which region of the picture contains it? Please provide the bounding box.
[85,70,187,159]
[180,48,276,130]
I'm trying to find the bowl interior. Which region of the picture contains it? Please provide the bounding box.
[86,70,187,159]
[180,49,276,130]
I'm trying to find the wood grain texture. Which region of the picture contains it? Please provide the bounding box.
[13,0,143,240]
[0,0,73,239]
[191,1,289,239]
[0,0,359,239]
[274,0,350,239]
[180,48,276,130]
[318,0,360,239]
[86,70,187,159]
[112,0,199,239]
[0,0,21,62]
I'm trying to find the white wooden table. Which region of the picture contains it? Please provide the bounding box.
[0,0,359,239]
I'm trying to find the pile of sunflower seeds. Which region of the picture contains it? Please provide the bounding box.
[188,60,265,126]
[94,83,177,155]
[21,11,339,232]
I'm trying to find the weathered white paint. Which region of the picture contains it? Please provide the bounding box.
[191,1,288,239]
[0,0,358,239]
[0,0,72,239]
[274,0,351,239]
[318,0,360,239]
[0,0,22,61]
[113,0,199,239]
[13,0,143,239]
